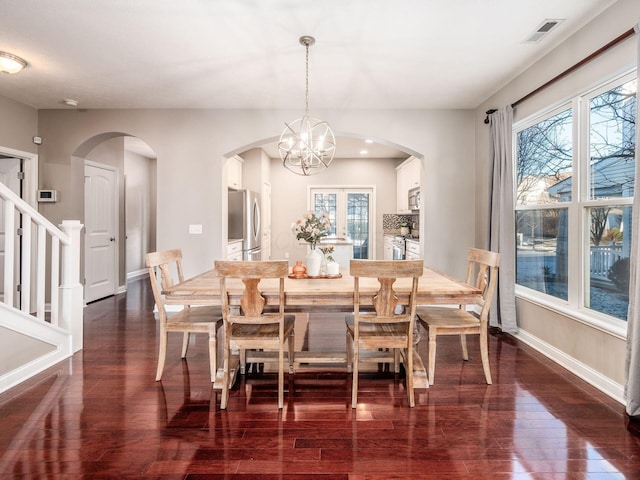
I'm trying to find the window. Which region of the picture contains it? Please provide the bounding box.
[515,72,636,324]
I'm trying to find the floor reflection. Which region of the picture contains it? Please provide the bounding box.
[1,278,638,478]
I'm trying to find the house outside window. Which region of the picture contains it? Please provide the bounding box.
[514,71,636,324]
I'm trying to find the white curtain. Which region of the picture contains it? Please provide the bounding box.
[488,106,518,333]
[625,23,640,419]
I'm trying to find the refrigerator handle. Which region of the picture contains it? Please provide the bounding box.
[253,197,261,241]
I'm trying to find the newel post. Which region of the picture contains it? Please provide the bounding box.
[59,220,84,353]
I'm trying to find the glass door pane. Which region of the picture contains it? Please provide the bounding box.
[347,192,370,259]
[312,192,337,236]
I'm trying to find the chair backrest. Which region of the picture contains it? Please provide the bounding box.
[350,259,424,323]
[463,248,500,321]
[214,260,288,325]
[146,248,185,320]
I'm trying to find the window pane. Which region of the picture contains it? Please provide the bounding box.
[586,205,631,320]
[516,209,568,300]
[346,193,370,259]
[589,79,637,199]
[516,109,573,206]
[313,193,337,236]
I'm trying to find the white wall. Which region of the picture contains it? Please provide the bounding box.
[474,0,639,399]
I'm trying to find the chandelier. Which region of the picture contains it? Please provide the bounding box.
[279,36,335,176]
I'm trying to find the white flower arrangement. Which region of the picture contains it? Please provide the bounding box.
[292,211,330,249]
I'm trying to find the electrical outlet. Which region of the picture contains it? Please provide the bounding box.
[188,224,202,234]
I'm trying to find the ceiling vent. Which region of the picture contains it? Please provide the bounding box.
[523,19,564,44]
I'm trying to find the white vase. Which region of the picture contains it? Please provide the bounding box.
[305,248,322,277]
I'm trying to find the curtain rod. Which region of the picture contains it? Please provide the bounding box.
[510,27,635,109]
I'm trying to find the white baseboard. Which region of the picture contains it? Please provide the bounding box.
[127,269,147,281]
[514,329,624,405]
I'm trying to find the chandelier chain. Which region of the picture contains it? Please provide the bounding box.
[305,42,309,115]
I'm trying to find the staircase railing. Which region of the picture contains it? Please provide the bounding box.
[0,181,83,352]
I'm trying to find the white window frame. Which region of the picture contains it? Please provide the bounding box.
[513,69,636,338]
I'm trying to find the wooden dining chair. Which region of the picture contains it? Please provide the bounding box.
[214,260,295,409]
[416,248,500,385]
[346,259,424,408]
[146,249,223,382]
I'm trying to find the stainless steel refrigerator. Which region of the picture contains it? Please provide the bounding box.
[228,189,261,261]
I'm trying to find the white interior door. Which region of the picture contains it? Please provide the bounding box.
[0,157,21,304]
[84,162,118,303]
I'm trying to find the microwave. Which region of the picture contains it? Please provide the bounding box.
[408,187,420,211]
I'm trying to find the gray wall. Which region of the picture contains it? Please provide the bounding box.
[35,108,476,280]
[125,149,157,276]
[474,0,639,393]
[0,95,37,153]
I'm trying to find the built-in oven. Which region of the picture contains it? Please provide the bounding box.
[392,235,405,260]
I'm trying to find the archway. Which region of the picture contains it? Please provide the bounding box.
[224,133,423,262]
[72,133,157,302]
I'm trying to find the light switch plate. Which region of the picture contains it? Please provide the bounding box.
[188,224,202,234]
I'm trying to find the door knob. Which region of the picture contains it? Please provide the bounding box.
[109,237,116,242]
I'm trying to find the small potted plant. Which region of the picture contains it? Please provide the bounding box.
[320,245,339,276]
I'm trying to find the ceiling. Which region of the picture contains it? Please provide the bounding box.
[0,0,618,159]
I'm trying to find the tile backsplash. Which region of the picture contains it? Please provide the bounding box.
[383,213,419,233]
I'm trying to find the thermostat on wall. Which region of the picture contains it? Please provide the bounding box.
[37,190,57,202]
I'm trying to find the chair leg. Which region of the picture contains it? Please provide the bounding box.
[480,328,493,385]
[208,328,217,383]
[346,331,353,373]
[181,332,189,358]
[427,330,437,386]
[156,330,168,381]
[287,332,295,375]
[278,345,284,409]
[394,348,400,374]
[239,348,246,375]
[405,347,415,407]
[221,339,231,410]
[460,333,469,361]
[351,343,359,408]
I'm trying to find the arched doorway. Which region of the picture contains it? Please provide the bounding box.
[226,134,421,263]
[73,133,157,303]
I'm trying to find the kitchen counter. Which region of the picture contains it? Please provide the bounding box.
[318,239,354,267]
[319,238,354,245]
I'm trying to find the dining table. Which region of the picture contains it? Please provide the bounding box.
[162,265,481,389]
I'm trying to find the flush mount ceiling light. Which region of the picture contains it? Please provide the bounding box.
[63,98,79,107]
[0,51,27,74]
[279,35,335,176]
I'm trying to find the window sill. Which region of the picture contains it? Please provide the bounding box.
[515,286,628,340]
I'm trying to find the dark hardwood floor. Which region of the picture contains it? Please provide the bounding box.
[2,277,640,479]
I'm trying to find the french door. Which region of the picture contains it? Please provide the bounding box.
[310,188,373,259]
